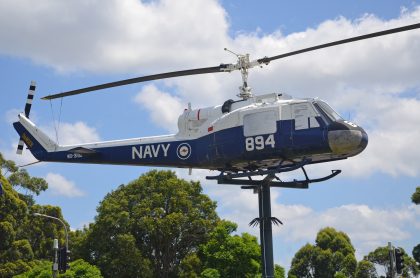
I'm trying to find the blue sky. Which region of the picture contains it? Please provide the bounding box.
[1,0,419,271]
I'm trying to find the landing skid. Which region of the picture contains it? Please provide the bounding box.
[206,160,341,278]
[206,159,341,189]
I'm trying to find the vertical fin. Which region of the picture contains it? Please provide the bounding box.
[16,81,36,155]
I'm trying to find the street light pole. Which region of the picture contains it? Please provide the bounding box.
[53,239,59,278]
[33,213,69,250]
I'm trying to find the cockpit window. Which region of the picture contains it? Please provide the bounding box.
[314,101,343,122]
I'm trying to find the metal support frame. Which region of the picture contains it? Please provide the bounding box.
[258,175,275,277]
[206,163,341,278]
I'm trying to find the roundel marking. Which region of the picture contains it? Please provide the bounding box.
[177,143,192,160]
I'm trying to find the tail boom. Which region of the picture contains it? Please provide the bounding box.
[13,113,58,160]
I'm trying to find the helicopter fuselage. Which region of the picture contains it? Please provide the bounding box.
[13,93,368,172]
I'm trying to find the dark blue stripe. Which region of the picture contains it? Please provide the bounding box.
[30,119,335,169]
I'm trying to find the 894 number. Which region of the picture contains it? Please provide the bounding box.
[245,134,275,151]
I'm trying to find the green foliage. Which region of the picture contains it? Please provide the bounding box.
[333,272,346,278]
[0,152,18,174]
[201,268,220,278]
[178,253,202,278]
[413,244,420,264]
[274,264,285,278]
[355,260,377,278]
[7,169,48,196]
[0,153,68,278]
[198,220,261,277]
[412,186,420,204]
[288,227,357,278]
[366,246,419,278]
[400,250,420,278]
[75,170,219,278]
[365,246,391,276]
[14,259,102,278]
[288,243,316,277]
[1,152,47,199]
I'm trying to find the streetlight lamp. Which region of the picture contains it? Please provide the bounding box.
[33,212,68,250]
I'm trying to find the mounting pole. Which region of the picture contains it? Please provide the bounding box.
[259,175,275,278]
[206,165,341,278]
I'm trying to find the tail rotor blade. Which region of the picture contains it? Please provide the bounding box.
[16,81,36,155]
[24,81,36,117]
[16,138,25,155]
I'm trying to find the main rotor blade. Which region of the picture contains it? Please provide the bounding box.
[42,65,224,100]
[43,22,420,100]
[257,22,420,64]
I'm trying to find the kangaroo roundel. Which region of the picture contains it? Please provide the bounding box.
[177,143,191,160]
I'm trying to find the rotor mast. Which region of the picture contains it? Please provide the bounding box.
[223,48,268,100]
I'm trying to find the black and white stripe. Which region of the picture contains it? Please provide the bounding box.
[16,81,36,155]
[24,81,36,117]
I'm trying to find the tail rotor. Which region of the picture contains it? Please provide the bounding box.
[16,81,36,155]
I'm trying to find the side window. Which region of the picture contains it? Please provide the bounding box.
[309,117,320,128]
[292,104,309,130]
[243,110,277,137]
[292,103,320,130]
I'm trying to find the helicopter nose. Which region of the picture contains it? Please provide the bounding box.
[327,121,368,156]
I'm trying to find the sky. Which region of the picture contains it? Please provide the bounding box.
[0,0,419,271]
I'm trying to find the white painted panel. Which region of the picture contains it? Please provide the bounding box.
[243,110,277,137]
[292,103,310,130]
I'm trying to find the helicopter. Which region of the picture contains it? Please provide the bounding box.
[13,22,420,185]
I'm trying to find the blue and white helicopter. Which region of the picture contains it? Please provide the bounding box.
[13,23,420,187]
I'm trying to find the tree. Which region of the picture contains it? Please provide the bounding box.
[366,246,419,278]
[413,244,420,264]
[1,152,47,206]
[365,246,390,276]
[355,260,377,278]
[0,152,68,277]
[0,152,18,174]
[410,187,420,266]
[198,220,261,277]
[14,259,102,278]
[288,227,357,278]
[76,170,219,278]
[274,264,285,278]
[412,186,420,205]
[288,243,316,277]
[0,170,34,277]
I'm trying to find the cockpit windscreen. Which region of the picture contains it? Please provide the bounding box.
[314,101,343,122]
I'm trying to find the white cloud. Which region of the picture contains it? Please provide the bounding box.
[5,109,23,124]
[3,1,420,269]
[305,92,420,177]
[3,109,41,166]
[45,172,85,197]
[42,121,100,145]
[1,142,39,167]
[215,187,416,244]
[134,85,184,132]
[131,6,420,178]
[177,170,419,261]
[0,0,228,73]
[2,2,420,177]
[2,119,100,165]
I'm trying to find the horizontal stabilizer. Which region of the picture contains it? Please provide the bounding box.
[68,147,99,157]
